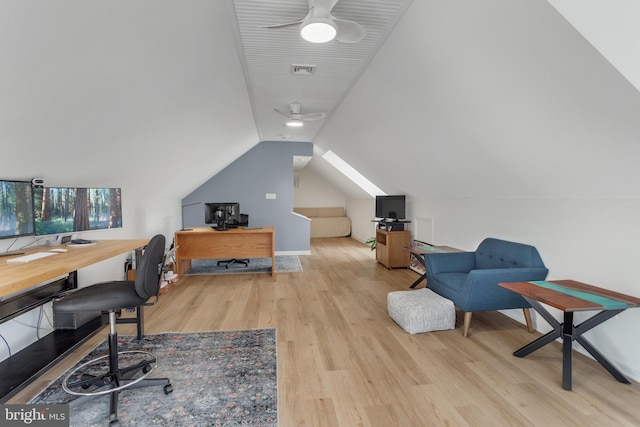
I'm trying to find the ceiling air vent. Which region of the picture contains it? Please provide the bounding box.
[291,64,315,75]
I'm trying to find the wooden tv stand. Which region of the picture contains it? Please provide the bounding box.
[375,227,411,269]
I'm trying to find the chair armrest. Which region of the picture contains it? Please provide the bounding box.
[467,267,549,285]
[461,267,549,311]
[424,252,475,275]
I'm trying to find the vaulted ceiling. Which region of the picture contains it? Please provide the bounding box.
[2,1,640,201]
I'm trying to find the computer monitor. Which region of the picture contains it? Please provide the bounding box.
[204,202,240,229]
[33,187,123,236]
[0,180,35,239]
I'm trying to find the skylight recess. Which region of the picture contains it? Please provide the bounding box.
[321,150,385,197]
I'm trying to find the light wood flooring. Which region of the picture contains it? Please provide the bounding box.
[10,237,640,426]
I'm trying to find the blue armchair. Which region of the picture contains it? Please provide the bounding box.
[424,238,548,336]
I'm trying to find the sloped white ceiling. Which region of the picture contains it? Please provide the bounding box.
[315,0,640,199]
[0,1,258,198]
[548,0,640,93]
[2,0,640,202]
[228,0,413,142]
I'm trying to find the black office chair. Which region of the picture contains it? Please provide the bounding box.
[217,213,250,268]
[53,234,172,426]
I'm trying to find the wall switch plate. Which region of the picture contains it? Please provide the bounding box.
[265,193,276,199]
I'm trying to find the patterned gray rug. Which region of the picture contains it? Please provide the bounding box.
[186,255,302,275]
[31,329,277,426]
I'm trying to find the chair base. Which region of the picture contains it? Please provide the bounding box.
[62,311,172,426]
[217,258,249,268]
[63,350,161,396]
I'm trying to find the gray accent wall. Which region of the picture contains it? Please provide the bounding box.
[181,141,313,252]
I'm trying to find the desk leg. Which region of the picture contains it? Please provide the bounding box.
[176,259,192,277]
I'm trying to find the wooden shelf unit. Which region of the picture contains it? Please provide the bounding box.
[375,228,411,268]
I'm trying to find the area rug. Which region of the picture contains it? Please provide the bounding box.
[186,255,302,275]
[31,329,277,427]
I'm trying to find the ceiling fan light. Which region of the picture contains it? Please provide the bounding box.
[300,19,337,43]
[286,119,304,127]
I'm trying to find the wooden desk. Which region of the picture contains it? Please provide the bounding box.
[0,239,148,402]
[499,280,640,390]
[1,240,148,299]
[175,226,275,277]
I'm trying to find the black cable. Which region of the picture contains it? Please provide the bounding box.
[19,236,47,249]
[0,333,10,358]
[36,305,44,339]
[4,237,19,252]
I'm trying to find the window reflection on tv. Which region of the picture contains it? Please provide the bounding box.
[34,187,122,235]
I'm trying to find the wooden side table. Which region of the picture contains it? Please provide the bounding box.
[499,280,640,390]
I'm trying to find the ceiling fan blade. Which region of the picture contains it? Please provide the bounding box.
[300,112,326,121]
[274,108,290,118]
[262,19,303,29]
[333,18,366,43]
[311,0,338,17]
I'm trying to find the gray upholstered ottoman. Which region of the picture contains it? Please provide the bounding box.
[387,288,455,334]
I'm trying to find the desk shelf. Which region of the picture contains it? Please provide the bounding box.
[0,316,105,402]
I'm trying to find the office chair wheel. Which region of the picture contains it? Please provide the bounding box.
[109,420,120,427]
[78,374,96,389]
[164,384,173,394]
[63,351,158,397]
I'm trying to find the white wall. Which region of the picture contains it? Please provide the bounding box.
[294,167,346,208]
[345,198,377,244]
[412,196,640,382]
[0,195,181,362]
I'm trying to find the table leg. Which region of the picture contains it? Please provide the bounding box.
[515,297,629,389]
[573,309,629,384]
[562,312,574,390]
[409,255,427,289]
[514,298,562,357]
[409,274,426,289]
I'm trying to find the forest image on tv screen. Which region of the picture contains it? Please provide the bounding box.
[0,180,35,239]
[34,187,122,235]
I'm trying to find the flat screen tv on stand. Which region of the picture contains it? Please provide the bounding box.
[204,202,240,230]
[375,195,406,220]
[374,195,408,231]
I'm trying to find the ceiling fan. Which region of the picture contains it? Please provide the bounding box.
[264,0,367,44]
[275,102,326,127]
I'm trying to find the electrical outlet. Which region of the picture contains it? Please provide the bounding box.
[266,193,276,199]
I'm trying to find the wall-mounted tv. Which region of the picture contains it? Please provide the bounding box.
[375,195,406,220]
[33,187,122,235]
[0,180,35,239]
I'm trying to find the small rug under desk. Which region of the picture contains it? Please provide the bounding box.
[186,255,302,275]
[31,329,278,427]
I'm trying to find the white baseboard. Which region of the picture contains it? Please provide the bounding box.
[275,250,311,256]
